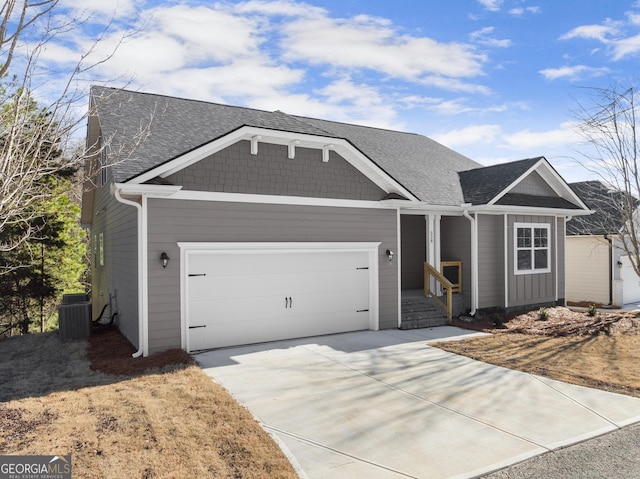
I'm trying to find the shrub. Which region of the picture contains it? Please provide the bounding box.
[587,304,597,317]
[538,307,549,320]
[492,313,504,328]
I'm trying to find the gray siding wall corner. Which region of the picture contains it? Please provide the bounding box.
[477,214,505,309]
[440,216,472,310]
[146,199,399,355]
[506,215,557,308]
[90,183,140,348]
[164,140,387,201]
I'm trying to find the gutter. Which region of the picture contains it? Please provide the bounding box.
[462,207,478,315]
[112,185,147,358]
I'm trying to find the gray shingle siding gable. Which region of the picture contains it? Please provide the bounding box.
[164,140,387,200]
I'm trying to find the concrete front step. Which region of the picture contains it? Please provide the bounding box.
[400,316,448,330]
[400,294,448,330]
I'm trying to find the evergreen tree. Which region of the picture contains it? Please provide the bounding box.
[0,176,86,336]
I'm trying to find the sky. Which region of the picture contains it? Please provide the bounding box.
[24,0,640,182]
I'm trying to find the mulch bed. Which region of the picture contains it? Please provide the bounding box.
[87,325,193,376]
[451,306,640,337]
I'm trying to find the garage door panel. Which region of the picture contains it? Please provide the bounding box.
[185,246,376,351]
[191,310,371,350]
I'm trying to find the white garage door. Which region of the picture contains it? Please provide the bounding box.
[181,243,379,351]
[620,255,640,305]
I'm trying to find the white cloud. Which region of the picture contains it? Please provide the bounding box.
[502,121,581,150]
[232,0,326,18]
[559,24,619,42]
[539,64,610,81]
[508,6,542,16]
[432,124,502,147]
[611,33,640,59]
[469,26,512,48]
[477,0,504,12]
[280,14,486,79]
[58,0,136,19]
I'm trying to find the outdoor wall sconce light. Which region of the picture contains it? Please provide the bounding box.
[160,252,170,269]
[618,260,623,268]
[386,249,394,263]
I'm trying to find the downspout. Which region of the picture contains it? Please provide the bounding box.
[462,208,477,315]
[112,186,146,358]
[566,216,572,307]
[605,234,613,305]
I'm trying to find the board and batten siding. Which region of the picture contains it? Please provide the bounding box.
[146,199,399,354]
[440,216,472,310]
[477,214,505,309]
[91,183,139,347]
[566,236,609,304]
[506,215,558,308]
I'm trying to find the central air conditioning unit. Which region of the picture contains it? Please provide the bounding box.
[58,294,92,340]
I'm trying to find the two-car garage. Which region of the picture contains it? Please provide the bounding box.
[180,242,380,351]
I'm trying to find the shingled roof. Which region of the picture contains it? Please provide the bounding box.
[567,181,638,235]
[91,86,481,206]
[457,157,543,205]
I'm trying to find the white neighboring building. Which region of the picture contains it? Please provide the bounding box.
[566,181,639,307]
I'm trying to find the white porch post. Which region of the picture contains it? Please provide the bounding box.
[425,214,442,294]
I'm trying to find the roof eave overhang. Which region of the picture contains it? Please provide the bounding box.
[126,125,419,202]
[112,183,183,198]
[467,204,594,216]
[487,158,590,210]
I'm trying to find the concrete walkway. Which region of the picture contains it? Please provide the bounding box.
[195,327,640,479]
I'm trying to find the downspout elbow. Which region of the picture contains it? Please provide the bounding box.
[112,185,144,358]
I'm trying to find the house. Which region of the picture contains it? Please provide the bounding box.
[567,181,640,307]
[81,87,591,356]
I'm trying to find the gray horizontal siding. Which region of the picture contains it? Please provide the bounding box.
[164,140,387,200]
[440,216,472,310]
[477,214,505,309]
[91,183,139,348]
[146,199,398,354]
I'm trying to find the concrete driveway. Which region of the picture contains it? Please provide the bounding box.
[195,327,640,479]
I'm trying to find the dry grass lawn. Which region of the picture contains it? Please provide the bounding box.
[0,327,298,479]
[435,307,640,398]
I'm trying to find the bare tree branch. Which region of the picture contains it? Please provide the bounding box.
[573,84,640,276]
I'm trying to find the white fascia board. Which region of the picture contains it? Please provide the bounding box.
[488,158,590,210]
[177,241,381,253]
[468,204,594,216]
[127,125,419,202]
[396,203,465,215]
[169,189,389,209]
[112,183,183,197]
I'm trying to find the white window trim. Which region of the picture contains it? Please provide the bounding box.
[514,222,551,275]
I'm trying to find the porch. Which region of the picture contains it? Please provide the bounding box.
[400,214,471,328]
